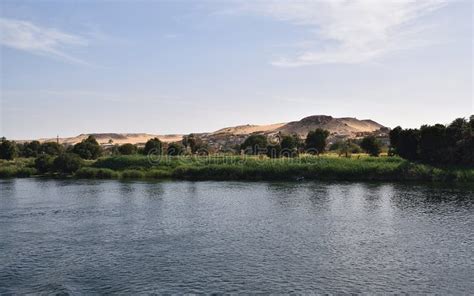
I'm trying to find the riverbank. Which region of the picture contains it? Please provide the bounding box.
[1,155,473,182]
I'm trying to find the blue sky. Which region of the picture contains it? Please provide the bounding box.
[1,0,472,139]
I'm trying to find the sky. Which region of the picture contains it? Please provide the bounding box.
[0,0,472,139]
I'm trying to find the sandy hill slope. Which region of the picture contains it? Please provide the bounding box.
[38,133,183,145]
[33,115,386,147]
[212,122,286,135]
[276,115,384,137]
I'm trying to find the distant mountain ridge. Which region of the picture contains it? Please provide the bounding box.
[33,115,387,147]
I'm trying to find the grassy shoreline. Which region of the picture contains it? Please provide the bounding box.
[1,155,473,183]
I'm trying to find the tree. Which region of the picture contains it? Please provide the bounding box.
[144,137,163,155]
[167,143,185,156]
[305,129,330,154]
[35,155,54,173]
[266,144,281,158]
[53,153,83,174]
[419,124,448,164]
[397,129,420,161]
[279,134,300,157]
[329,141,342,151]
[72,136,102,159]
[240,135,268,155]
[40,142,64,156]
[446,118,469,144]
[389,126,402,155]
[182,134,204,154]
[0,138,18,160]
[118,143,137,155]
[20,140,41,157]
[360,136,382,157]
[337,140,361,157]
[386,116,473,166]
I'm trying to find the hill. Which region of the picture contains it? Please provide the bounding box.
[33,115,388,149]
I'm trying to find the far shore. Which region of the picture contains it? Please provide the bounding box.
[1,154,473,183]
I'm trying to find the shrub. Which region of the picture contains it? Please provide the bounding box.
[360,136,382,157]
[93,155,152,170]
[167,143,185,156]
[182,134,205,154]
[121,169,145,179]
[53,153,83,174]
[329,141,342,151]
[241,135,268,155]
[146,169,172,179]
[15,167,37,178]
[73,136,102,159]
[40,142,64,156]
[0,138,18,160]
[0,167,18,178]
[266,144,281,158]
[279,134,300,157]
[0,167,36,178]
[75,167,119,179]
[35,155,54,173]
[144,138,163,155]
[20,140,41,157]
[118,143,137,155]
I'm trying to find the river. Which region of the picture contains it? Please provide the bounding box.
[0,179,473,293]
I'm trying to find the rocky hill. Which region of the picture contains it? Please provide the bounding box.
[201,115,387,150]
[277,115,384,137]
[35,115,388,149]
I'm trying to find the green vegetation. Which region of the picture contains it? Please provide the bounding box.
[118,143,137,155]
[241,135,268,155]
[182,134,207,154]
[90,154,473,182]
[144,137,163,155]
[39,142,64,156]
[305,128,329,154]
[0,158,36,178]
[75,167,120,179]
[1,154,473,182]
[0,116,472,182]
[167,143,185,156]
[34,154,54,173]
[360,136,382,157]
[19,140,41,157]
[0,138,18,160]
[72,136,102,159]
[53,153,84,174]
[390,116,473,166]
[329,140,362,157]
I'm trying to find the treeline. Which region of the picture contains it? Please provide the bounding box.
[389,116,473,166]
[0,135,106,174]
[0,136,102,160]
[0,135,207,174]
[1,115,471,176]
[0,129,382,164]
[239,129,382,157]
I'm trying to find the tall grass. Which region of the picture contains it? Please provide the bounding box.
[2,155,473,182]
[0,158,37,178]
[89,154,473,182]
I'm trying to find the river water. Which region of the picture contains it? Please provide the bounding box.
[0,179,473,294]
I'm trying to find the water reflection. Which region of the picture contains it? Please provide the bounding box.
[0,179,472,294]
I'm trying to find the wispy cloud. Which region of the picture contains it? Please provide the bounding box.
[239,0,447,66]
[0,17,89,65]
